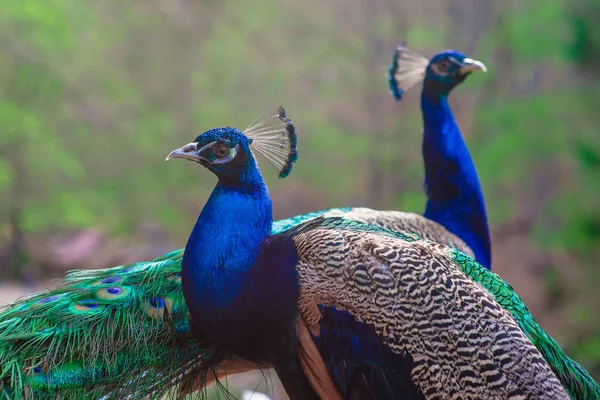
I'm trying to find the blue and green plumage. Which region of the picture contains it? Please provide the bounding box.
[388,45,492,270]
[2,45,498,398]
[156,109,598,399]
[0,214,326,399]
[0,254,203,399]
[169,116,575,399]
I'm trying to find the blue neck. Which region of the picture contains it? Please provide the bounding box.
[420,88,492,269]
[181,168,273,313]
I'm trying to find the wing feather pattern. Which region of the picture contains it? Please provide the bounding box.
[287,217,570,399]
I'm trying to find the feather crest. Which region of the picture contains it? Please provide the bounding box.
[387,44,429,101]
[244,106,298,178]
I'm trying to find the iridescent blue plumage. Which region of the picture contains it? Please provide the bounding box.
[169,116,430,399]
[388,46,492,270]
[170,114,574,398]
[169,120,320,398]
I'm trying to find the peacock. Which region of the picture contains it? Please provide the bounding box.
[0,47,499,398]
[162,108,580,399]
[388,45,492,270]
[0,105,480,399]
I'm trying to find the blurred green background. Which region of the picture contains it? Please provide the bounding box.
[0,0,599,395]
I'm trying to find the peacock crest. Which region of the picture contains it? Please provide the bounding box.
[388,44,429,101]
[244,106,298,178]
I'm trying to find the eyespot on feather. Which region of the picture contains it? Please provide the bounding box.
[116,267,134,274]
[107,287,122,295]
[149,297,165,309]
[96,286,131,301]
[72,299,103,313]
[28,294,63,309]
[90,275,125,287]
[143,296,174,319]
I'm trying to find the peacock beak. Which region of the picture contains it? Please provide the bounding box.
[165,142,202,162]
[459,58,487,75]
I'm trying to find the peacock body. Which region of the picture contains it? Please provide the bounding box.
[166,109,572,399]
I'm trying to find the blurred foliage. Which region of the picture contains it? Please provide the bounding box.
[0,0,599,385]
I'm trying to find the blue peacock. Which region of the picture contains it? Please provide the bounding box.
[163,106,570,399]
[0,49,597,399]
[388,44,492,270]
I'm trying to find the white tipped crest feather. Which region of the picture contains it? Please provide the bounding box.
[393,46,430,94]
[244,106,297,178]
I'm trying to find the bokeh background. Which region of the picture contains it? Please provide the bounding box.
[0,0,599,397]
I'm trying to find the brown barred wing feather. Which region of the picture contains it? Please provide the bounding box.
[323,207,475,258]
[287,220,569,399]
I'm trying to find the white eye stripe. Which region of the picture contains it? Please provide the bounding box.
[448,56,461,66]
[197,141,218,154]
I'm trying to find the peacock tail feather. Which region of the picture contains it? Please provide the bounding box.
[0,207,474,399]
[2,212,597,398]
[2,213,597,398]
[0,252,210,399]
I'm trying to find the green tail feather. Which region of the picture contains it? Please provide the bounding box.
[0,250,237,399]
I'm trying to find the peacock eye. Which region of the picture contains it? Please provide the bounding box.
[213,144,230,158]
[437,60,451,70]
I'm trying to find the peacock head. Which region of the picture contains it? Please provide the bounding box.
[388,45,487,101]
[166,106,298,182]
[426,50,487,94]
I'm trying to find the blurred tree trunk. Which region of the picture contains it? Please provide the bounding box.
[388,1,409,202]
[364,1,384,208]
[0,143,27,281]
